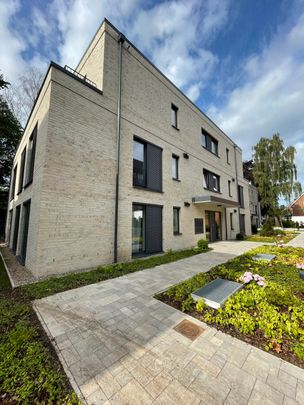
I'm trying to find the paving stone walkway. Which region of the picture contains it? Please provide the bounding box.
[34,239,304,404]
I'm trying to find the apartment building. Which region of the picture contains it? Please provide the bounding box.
[248,183,261,229]
[6,19,251,278]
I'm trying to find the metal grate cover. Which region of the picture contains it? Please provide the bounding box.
[174,320,205,341]
[253,254,276,261]
[191,278,243,309]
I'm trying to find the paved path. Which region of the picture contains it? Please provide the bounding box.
[34,241,304,404]
[287,232,304,248]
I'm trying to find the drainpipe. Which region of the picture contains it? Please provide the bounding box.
[114,34,125,263]
[234,145,241,233]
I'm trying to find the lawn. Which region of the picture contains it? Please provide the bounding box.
[157,245,304,368]
[0,256,80,404]
[22,245,208,300]
[246,231,298,243]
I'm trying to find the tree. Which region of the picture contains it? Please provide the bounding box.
[253,134,302,221]
[3,67,43,127]
[0,73,22,191]
[243,159,255,184]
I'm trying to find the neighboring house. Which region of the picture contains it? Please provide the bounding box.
[248,182,261,229]
[5,19,251,278]
[288,193,304,224]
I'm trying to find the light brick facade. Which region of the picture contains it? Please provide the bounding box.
[6,19,251,278]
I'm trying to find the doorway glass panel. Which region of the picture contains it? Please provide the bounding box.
[132,205,145,254]
[205,211,222,242]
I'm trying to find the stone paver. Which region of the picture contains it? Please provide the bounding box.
[34,240,304,404]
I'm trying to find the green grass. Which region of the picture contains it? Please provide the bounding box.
[0,256,80,404]
[22,247,206,300]
[0,253,11,290]
[158,245,304,365]
[246,232,298,243]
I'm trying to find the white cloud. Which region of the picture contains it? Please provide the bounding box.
[207,10,304,185]
[0,0,26,81]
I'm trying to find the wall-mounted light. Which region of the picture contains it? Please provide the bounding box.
[183,153,189,159]
[232,178,235,182]
[234,209,237,213]
[184,202,191,207]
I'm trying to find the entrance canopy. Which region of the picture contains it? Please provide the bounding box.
[192,195,239,208]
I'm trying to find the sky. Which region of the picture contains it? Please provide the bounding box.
[1,0,304,189]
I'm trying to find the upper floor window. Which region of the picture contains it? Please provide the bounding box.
[171,104,178,128]
[226,148,230,164]
[173,207,180,234]
[201,129,218,156]
[172,155,179,180]
[133,139,146,187]
[25,125,37,186]
[238,185,245,208]
[203,169,220,193]
[228,180,232,197]
[17,148,26,194]
[133,137,162,192]
[10,165,17,201]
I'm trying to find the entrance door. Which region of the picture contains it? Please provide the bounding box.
[240,214,246,235]
[205,211,222,242]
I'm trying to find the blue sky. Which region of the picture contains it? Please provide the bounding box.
[1,0,304,191]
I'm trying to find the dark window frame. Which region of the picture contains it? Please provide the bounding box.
[172,154,179,180]
[171,103,179,129]
[194,218,204,234]
[24,125,37,188]
[173,206,181,235]
[230,212,234,230]
[201,129,219,156]
[226,148,230,164]
[203,169,221,193]
[17,148,26,195]
[133,136,163,192]
[10,165,17,201]
[228,180,232,197]
[238,185,245,208]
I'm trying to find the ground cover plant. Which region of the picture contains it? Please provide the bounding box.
[22,242,209,300]
[246,231,298,244]
[157,245,304,367]
[0,257,80,404]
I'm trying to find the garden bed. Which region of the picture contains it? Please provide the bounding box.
[156,245,304,368]
[0,257,80,404]
[246,231,298,243]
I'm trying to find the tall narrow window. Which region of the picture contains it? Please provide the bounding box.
[228,180,232,197]
[20,199,31,264]
[12,205,21,254]
[173,207,180,234]
[238,185,244,208]
[171,104,178,128]
[133,137,162,192]
[226,148,230,164]
[10,165,17,201]
[201,131,207,148]
[25,125,37,186]
[17,148,26,194]
[132,205,145,254]
[133,139,145,187]
[230,212,234,230]
[172,155,179,180]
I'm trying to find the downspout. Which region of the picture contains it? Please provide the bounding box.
[114,34,125,263]
[234,145,241,233]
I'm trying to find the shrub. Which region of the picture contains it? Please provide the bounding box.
[195,239,209,252]
[260,219,275,236]
[282,219,296,228]
[236,233,244,240]
[251,224,258,234]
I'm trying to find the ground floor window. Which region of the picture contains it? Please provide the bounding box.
[132,205,145,254]
[173,207,180,234]
[132,203,162,255]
